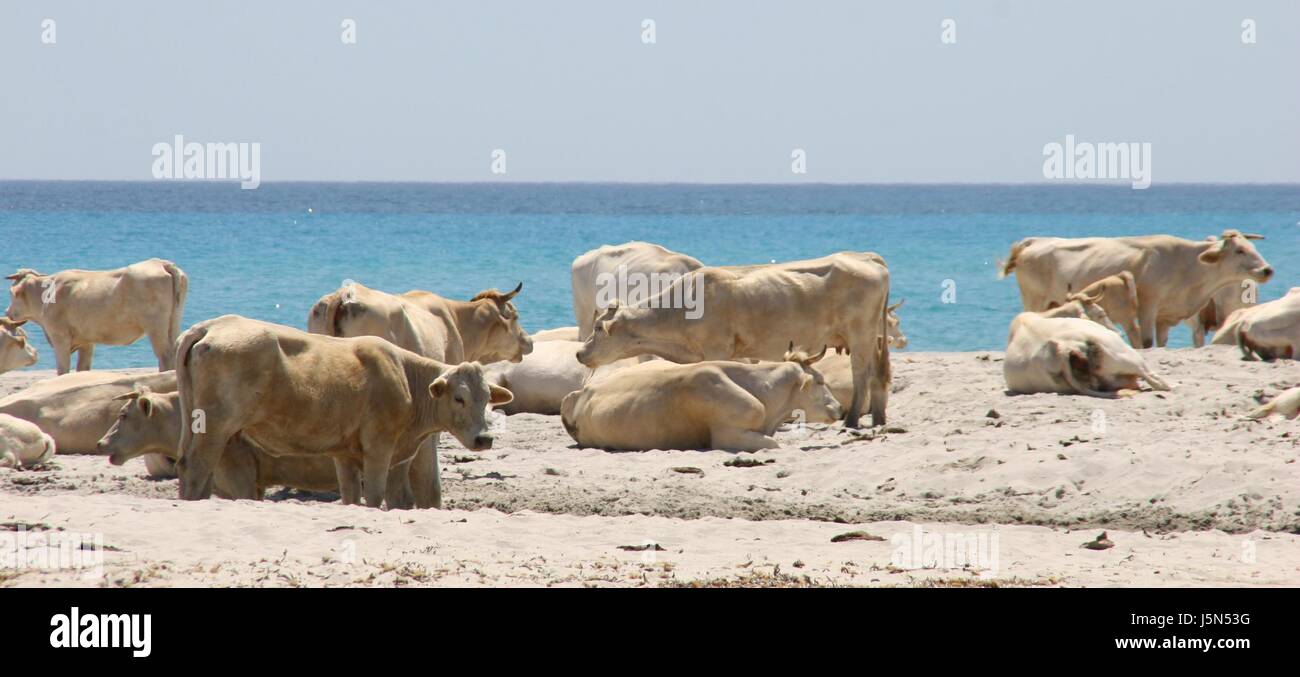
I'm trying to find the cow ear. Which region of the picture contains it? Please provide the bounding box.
[488,384,514,406]
[599,320,613,336]
[1199,241,1226,264]
[139,396,155,418]
[429,378,449,399]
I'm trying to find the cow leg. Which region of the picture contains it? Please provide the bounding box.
[1137,305,1158,349]
[1155,321,1172,348]
[843,349,868,429]
[710,426,778,452]
[213,443,261,501]
[867,336,890,428]
[333,457,362,505]
[1123,321,1143,349]
[48,334,73,375]
[178,430,235,501]
[407,435,442,509]
[147,328,173,371]
[1190,321,1206,348]
[361,445,395,508]
[76,345,94,371]
[385,459,416,510]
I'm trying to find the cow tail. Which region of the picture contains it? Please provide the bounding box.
[997,239,1031,278]
[1236,323,1256,361]
[175,322,210,464]
[324,294,344,337]
[35,432,56,466]
[162,261,189,364]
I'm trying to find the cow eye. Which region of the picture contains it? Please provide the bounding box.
[454,395,465,405]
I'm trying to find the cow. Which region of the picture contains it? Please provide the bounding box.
[1004,312,1170,397]
[174,315,512,508]
[531,326,579,342]
[97,387,338,499]
[0,318,38,374]
[5,259,188,373]
[307,281,531,508]
[0,369,179,477]
[1233,287,1300,361]
[1247,386,1300,421]
[0,413,56,469]
[483,340,648,415]
[1057,272,1142,347]
[1189,281,1257,348]
[560,347,842,451]
[998,230,1272,348]
[576,252,893,428]
[570,242,704,340]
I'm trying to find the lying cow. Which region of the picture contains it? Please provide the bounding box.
[1233,287,1300,361]
[308,281,531,508]
[97,387,338,499]
[570,242,704,340]
[576,251,893,427]
[175,315,512,507]
[561,347,841,451]
[5,259,188,373]
[999,230,1272,348]
[0,370,178,477]
[0,413,56,469]
[1247,386,1300,421]
[0,318,38,374]
[483,340,648,415]
[1004,311,1170,397]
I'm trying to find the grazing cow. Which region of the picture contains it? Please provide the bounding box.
[561,347,841,451]
[999,230,1272,348]
[1059,272,1142,346]
[1248,386,1300,420]
[571,242,704,340]
[1004,313,1170,397]
[5,259,188,373]
[0,413,56,469]
[483,340,648,415]
[531,326,579,342]
[0,370,179,476]
[1189,281,1257,348]
[307,281,531,508]
[0,318,38,374]
[175,315,512,507]
[97,387,338,499]
[576,252,893,427]
[1233,287,1300,361]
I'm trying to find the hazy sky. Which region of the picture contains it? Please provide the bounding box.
[2,0,1297,183]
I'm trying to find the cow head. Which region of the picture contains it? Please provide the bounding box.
[1199,230,1272,284]
[0,318,38,374]
[1059,291,1121,333]
[784,343,842,424]
[98,387,174,467]
[886,299,908,349]
[5,269,47,323]
[428,362,513,451]
[467,283,533,363]
[576,303,701,368]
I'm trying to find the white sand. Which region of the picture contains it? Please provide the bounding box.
[2,346,1298,587]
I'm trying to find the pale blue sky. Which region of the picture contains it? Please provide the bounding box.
[1,0,1297,183]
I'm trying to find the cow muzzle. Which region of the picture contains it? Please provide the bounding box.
[1254,266,1274,282]
[471,435,494,450]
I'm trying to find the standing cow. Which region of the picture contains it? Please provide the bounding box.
[5,259,188,373]
[999,230,1272,348]
[570,242,704,340]
[175,315,512,507]
[576,251,893,428]
[307,281,531,508]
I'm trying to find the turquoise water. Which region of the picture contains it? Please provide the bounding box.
[2,181,1297,370]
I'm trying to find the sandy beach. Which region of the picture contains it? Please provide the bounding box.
[2,345,1298,587]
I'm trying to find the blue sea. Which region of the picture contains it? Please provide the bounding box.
[2,182,1297,370]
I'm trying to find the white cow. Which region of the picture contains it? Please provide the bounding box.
[531,326,579,343]
[1004,312,1170,397]
[0,413,56,469]
[1248,386,1300,420]
[570,242,704,340]
[1232,287,1300,361]
[561,348,841,451]
[483,340,648,415]
[5,259,188,373]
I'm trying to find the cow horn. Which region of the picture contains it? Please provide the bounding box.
[1242,233,1265,240]
[887,299,905,313]
[0,318,24,329]
[788,340,795,353]
[503,282,523,301]
[112,391,142,401]
[809,345,828,363]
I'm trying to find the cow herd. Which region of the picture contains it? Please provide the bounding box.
[0,231,1297,509]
